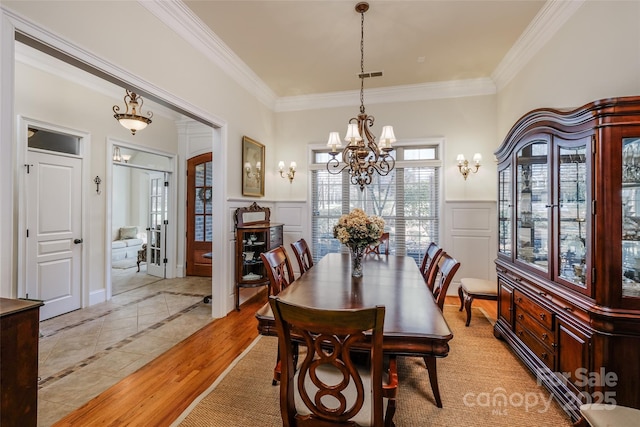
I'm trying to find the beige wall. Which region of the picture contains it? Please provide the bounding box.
[497,1,640,140]
[275,94,499,202]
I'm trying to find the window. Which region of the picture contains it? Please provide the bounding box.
[310,141,442,264]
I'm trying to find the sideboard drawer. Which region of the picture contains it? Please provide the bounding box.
[515,322,555,370]
[514,290,553,330]
[515,308,555,350]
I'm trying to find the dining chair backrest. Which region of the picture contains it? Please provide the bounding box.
[420,242,444,291]
[260,246,295,295]
[290,238,314,275]
[269,296,396,427]
[366,232,390,256]
[431,253,461,311]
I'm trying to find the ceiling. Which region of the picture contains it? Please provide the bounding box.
[183,0,547,98]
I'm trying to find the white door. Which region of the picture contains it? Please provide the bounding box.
[147,172,167,278]
[25,150,82,320]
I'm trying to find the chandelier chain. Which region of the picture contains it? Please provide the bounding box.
[360,8,365,114]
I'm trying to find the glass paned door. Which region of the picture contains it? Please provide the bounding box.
[147,172,168,278]
[498,165,512,256]
[516,141,549,272]
[622,137,640,298]
[558,144,588,287]
[187,153,213,276]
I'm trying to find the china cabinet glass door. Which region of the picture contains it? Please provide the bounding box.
[622,137,640,298]
[557,144,588,287]
[516,141,549,272]
[498,165,512,256]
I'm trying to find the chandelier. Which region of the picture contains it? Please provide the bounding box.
[113,89,153,135]
[326,2,396,191]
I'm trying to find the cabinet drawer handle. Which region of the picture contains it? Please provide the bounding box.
[552,343,558,349]
[517,314,524,320]
[539,313,546,320]
[563,306,573,312]
[541,352,548,359]
[545,204,558,208]
[538,291,547,297]
[517,330,523,337]
[516,297,522,304]
[541,333,548,340]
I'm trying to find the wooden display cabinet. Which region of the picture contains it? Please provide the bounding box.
[234,203,283,310]
[494,97,640,421]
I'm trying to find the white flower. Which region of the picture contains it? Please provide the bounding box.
[333,209,385,249]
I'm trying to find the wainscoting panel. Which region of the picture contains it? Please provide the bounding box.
[275,202,308,276]
[443,201,497,291]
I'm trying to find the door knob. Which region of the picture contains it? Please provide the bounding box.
[74,238,83,244]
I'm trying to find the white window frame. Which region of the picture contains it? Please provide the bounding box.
[308,138,444,263]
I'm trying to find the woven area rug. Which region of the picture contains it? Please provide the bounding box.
[175,305,573,427]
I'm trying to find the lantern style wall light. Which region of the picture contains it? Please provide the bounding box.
[457,153,482,180]
[278,161,296,183]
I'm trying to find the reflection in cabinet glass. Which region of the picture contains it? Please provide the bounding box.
[516,141,548,271]
[622,137,640,297]
[558,144,587,286]
[498,166,512,256]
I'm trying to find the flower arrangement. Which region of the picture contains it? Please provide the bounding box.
[333,208,385,250]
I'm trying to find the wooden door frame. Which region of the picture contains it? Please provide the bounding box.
[186,153,213,276]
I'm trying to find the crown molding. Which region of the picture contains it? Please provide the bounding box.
[151,1,580,113]
[492,0,585,90]
[139,0,278,110]
[275,78,497,112]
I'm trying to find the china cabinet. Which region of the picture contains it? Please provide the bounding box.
[494,97,640,421]
[234,203,283,310]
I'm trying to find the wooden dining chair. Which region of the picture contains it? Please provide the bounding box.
[261,246,298,385]
[365,232,390,255]
[260,246,295,295]
[269,296,398,427]
[290,238,314,275]
[430,253,461,311]
[416,252,460,409]
[419,242,443,291]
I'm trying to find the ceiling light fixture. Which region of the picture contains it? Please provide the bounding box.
[326,2,396,191]
[113,89,153,135]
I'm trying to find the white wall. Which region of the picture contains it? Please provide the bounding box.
[497,1,640,139]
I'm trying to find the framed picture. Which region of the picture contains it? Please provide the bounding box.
[242,136,265,197]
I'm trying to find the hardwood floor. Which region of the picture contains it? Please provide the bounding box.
[52,293,497,426]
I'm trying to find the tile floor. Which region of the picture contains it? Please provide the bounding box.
[36,270,219,427]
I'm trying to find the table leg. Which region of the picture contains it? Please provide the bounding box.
[423,356,442,408]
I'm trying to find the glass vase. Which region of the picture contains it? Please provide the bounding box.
[350,246,365,278]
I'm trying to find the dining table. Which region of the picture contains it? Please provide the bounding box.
[255,252,454,407]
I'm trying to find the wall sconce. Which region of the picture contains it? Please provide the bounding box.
[121,154,131,163]
[457,153,482,180]
[245,161,261,180]
[113,146,122,162]
[278,161,296,183]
